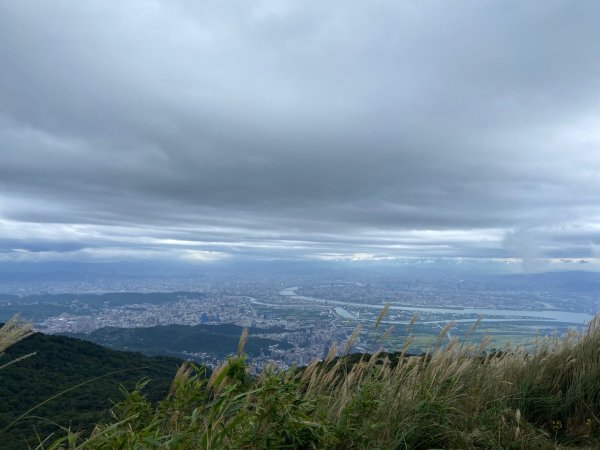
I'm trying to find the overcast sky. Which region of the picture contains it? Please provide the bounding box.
[1,1,599,271]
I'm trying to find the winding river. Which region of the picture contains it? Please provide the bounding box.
[275,287,595,325]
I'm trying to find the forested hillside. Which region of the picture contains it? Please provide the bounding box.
[64,323,292,360]
[0,332,184,450]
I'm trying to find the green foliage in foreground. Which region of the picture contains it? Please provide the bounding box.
[0,333,183,450]
[44,317,600,450]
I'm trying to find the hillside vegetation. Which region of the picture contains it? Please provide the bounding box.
[0,330,183,450]
[42,315,600,449]
[64,323,292,360]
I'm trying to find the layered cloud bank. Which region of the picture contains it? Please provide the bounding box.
[1,1,600,270]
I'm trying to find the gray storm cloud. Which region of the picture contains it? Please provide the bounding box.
[0,0,600,267]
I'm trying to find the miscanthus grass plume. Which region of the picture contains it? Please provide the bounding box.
[43,314,600,449]
[0,315,35,370]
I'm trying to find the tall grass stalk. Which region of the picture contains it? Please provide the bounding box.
[0,315,35,370]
